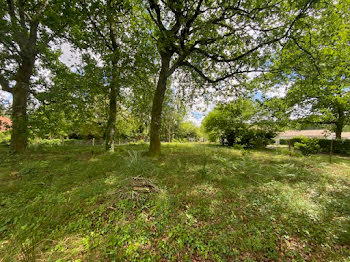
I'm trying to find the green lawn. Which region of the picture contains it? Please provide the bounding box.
[0,143,349,261]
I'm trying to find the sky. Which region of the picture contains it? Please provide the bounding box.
[64,42,219,126]
[186,104,215,126]
[0,42,286,126]
[0,91,12,104]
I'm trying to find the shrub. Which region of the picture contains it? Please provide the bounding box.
[318,139,350,155]
[207,132,219,143]
[232,144,244,150]
[223,128,276,148]
[173,138,189,143]
[136,139,145,145]
[294,137,320,155]
[0,132,11,145]
[280,137,350,156]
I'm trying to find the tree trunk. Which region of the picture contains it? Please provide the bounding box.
[105,70,119,152]
[335,123,342,140]
[335,108,345,140]
[149,54,171,156]
[10,84,29,152]
[10,59,34,153]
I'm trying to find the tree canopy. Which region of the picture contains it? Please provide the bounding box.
[0,0,348,153]
[260,0,350,139]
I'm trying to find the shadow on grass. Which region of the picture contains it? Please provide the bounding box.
[0,143,349,261]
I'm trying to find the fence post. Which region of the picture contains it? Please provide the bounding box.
[288,139,292,156]
[92,138,95,146]
[329,139,333,163]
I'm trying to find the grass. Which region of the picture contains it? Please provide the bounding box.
[0,142,349,261]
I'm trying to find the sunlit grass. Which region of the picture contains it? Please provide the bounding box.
[0,143,349,261]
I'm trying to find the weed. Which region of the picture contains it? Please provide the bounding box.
[0,143,349,261]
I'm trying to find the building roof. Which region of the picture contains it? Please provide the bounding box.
[0,116,11,132]
[277,129,350,139]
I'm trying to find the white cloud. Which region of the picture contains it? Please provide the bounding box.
[186,102,215,126]
[0,91,12,108]
[265,84,287,98]
[58,42,82,68]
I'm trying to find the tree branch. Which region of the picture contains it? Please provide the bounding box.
[291,36,321,75]
[0,74,12,93]
[148,0,165,31]
[31,0,48,22]
[107,0,118,51]
[191,0,314,64]
[182,61,272,84]
[6,0,19,26]
[79,0,113,51]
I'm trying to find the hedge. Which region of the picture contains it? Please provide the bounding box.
[280,137,350,155]
[280,137,303,146]
[318,139,350,155]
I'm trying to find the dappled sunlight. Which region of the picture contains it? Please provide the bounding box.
[262,182,323,220]
[189,184,218,197]
[1,143,350,260]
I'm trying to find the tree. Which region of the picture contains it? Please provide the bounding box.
[263,0,350,139]
[145,0,316,155]
[71,0,131,151]
[160,87,187,142]
[177,121,201,141]
[0,0,75,152]
[29,57,106,140]
[71,0,158,151]
[202,98,276,147]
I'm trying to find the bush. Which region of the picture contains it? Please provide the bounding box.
[135,139,145,144]
[232,144,244,150]
[280,136,304,146]
[207,132,219,143]
[223,128,275,148]
[318,139,350,155]
[0,132,11,145]
[280,137,350,156]
[294,137,320,155]
[172,138,188,143]
[30,139,63,147]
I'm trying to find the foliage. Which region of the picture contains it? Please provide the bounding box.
[29,61,106,140]
[294,137,321,156]
[318,139,350,156]
[177,121,201,140]
[280,137,350,156]
[202,98,277,148]
[0,131,10,145]
[261,0,350,138]
[0,143,349,260]
[145,0,317,155]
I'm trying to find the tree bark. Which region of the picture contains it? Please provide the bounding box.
[149,53,171,156]
[10,59,35,153]
[335,108,345,140]
[105,64,119,152]
[335,122,342,140]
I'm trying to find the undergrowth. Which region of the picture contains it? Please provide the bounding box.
[0,143,349,261]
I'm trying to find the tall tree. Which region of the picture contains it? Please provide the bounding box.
[263,0,350,139]
[202,98,277,147]
[72,0,130,151]
[73,0,157,151]
[30,56,106,140]
[145,0,315,155]
[0,0,75,152]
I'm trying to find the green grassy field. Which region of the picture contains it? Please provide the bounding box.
[0,143,349,261]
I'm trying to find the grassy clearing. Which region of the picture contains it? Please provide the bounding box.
[0,143,349,261]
